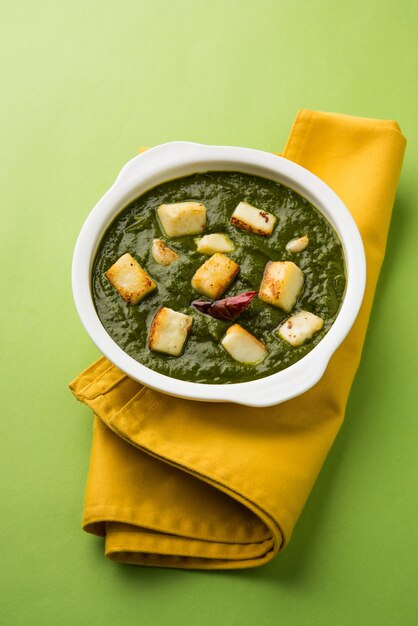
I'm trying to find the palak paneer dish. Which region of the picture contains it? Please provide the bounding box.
[92,172,346,384]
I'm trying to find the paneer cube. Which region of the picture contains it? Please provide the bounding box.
[258,261,304,312]
[221,324,268,364]
[277,310,324,346]
[191,253,240,299]
[285,235,309,253]
[230,201,277,237]
[105,253,156,305]
[148,307,193,356]
[157,201,206,237]
[151,239,179,266]
[195,233,234,255]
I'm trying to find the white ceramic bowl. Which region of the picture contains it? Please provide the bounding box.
[72,142,366,407]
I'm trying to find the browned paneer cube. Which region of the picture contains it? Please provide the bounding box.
[230,201,277,236]
[258,261,304,312]
[148,307,193,356]
[105,253,156,305]
[221,324,268,364]
[191,253,240,299]
[156,201,206,237]
[277,310,324,346]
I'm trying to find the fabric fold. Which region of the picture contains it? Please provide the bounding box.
[69,109,406,568]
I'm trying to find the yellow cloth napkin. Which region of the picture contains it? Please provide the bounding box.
[69,110,405,569]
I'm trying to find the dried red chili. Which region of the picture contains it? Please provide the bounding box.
[191,291,258,321]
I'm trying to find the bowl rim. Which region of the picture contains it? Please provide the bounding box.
[72,141,366,407]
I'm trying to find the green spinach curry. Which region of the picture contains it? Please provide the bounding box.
[92,172,346,384]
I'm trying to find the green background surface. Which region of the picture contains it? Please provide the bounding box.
[1,1,417,625]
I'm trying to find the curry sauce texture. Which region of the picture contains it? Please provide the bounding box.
[92,172,346,383]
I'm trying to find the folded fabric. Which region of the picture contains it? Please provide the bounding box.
[69,110,406,569]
